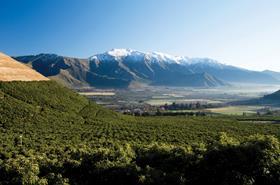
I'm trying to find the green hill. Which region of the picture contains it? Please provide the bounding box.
[0,81,280,185]
[0,81,121,127]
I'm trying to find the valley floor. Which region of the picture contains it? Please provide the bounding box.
[80,84,280,116]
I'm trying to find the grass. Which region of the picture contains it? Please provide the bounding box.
[207,106,264,115]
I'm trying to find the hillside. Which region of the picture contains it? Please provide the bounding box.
[260,90,280,105]
[0,52,49,81]
[0,52,121,122]
[234,89,280,106]
[264,90,280,99]
[0,81,121,127]
[14,54,89,87]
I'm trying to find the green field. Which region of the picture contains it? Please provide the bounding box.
[207,106,264,115]
[145,98,223,106]
[1,81,280,185]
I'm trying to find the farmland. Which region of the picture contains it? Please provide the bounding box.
[1,81,280,185]
[81,84,280,115]
[207,106,265,115]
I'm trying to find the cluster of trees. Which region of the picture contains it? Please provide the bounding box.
[129,110,208,117]
[154,111,207,117]
[161,102,220,111]
[0,134,279,185]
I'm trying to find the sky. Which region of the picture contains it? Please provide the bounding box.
[0,0,280,71]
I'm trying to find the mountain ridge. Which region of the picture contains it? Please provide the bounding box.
[13,49,280,88]
[14,51,226,88]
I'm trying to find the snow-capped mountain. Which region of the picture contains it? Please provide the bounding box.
[88,49,227,87]
[90,49,186,64]
[13,49,280,88]
[90,49,225,66]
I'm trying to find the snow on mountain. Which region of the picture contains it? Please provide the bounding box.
[87,49,280,85]
[90,49,141,62]
[182,58,227,70]
[148,52,181,64]
[107,48,132,57]
[89,49,223,66]
[93,48,182,65]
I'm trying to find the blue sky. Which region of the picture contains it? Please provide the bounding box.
[1,0,280,71]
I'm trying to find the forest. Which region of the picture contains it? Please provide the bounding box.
[0,81,279,185]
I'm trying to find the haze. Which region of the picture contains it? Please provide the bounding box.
[0,0,280,71]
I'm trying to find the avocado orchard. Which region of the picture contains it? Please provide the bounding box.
[0,81,279,185]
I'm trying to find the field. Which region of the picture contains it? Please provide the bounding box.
[145,98,223,106]
[1,81,280,185]
[207,106,265,115]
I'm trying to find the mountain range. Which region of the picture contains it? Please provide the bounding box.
[13,49,280,88]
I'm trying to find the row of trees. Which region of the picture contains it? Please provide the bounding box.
[161,102,220,111]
